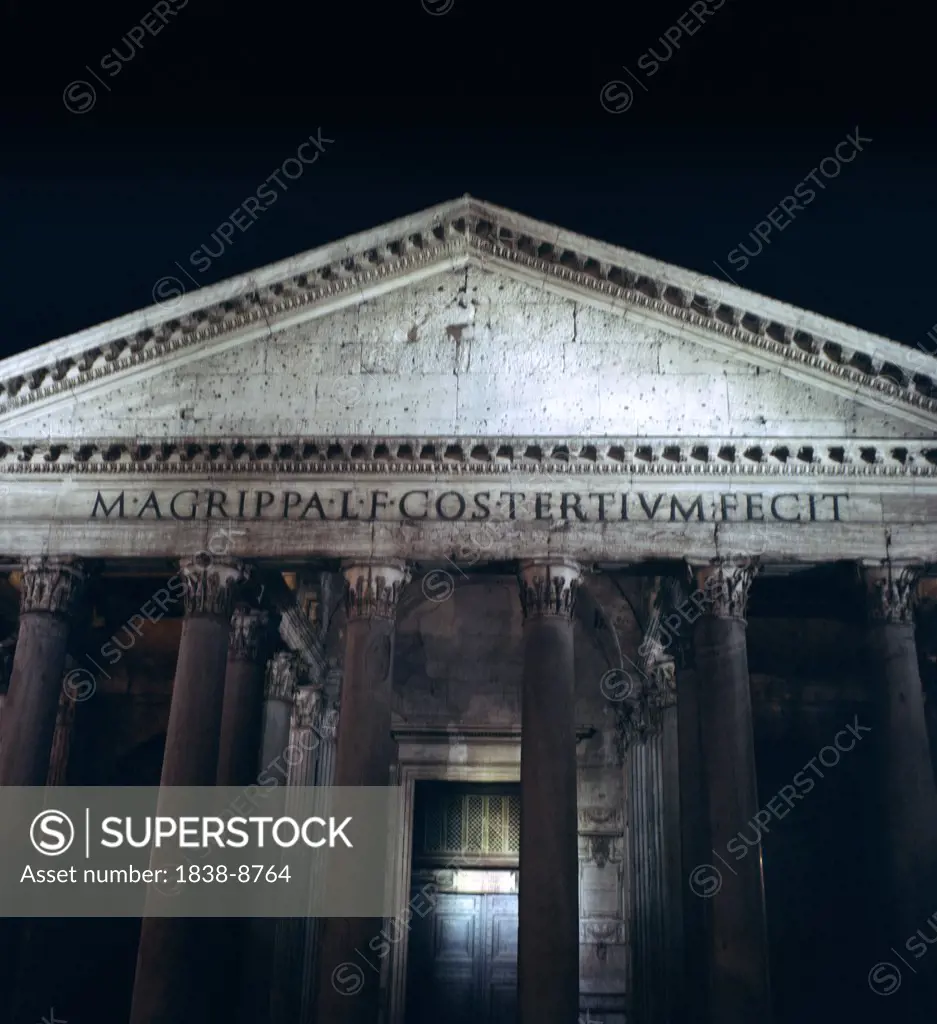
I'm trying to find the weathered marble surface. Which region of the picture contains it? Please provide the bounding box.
[0,269,928,441]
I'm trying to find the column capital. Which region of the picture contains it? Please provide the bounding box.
[265,650,304,702]
[517,558,582,621]
[228,606,276,663]
[178,555,249,620]
[342,560,410,621]
[320,704,340,740]
[616,658,677,753]
[20,557,87,618]
[690,559,758,622]
[291,684,322,729]
[860,560,923,626]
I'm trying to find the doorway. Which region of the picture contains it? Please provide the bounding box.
[404,782,520,1024]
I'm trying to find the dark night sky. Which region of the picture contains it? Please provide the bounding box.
[0,0,934,359]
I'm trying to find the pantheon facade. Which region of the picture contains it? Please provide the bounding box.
[1,197,936,1024]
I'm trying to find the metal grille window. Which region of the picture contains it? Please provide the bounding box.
[413,783,520,867]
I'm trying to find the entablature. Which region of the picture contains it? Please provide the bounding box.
[2,435,937,480]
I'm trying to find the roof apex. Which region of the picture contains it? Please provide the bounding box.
[2,196,935,426]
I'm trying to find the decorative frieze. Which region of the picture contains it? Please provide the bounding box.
[588,836,614,869]
[178,555,248,619]
[579,920,626,945]
[19,557,86,618]
[343,561,410,620]
[3,435,936,479]
[579,834,624,870]
[517,559,581,621]
[578,806,624,835]
[861,562,922,626]
[228,607,275,663]
[693,560,758,622]
[265,651,304,702]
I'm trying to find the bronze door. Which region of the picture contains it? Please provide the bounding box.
[405,889,518,1024]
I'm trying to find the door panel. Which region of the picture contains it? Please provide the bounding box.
[483,894,518,1023]
[407,893,480,1024]
[406,888,518,1024]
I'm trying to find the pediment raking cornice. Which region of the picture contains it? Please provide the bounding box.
[2,196,936,427]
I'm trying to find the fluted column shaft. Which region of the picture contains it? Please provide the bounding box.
[270,686,323,1024]
[0,563,85,1024]
[217,607,275,786]
[0,558,86,786]
[300,700,339,1020]
[211,606,278,1024]
[622,658,681,1024]
[315,561,408,1024]
[259,651,302,784]
[314,695,340,791]
[861,565,937,942]
[691,561,770,1024]
[46,683,77,786]
[517,559,581,1024]
[676,652,707,1024]
[129,555,248,1024]
[239,651,305,1024]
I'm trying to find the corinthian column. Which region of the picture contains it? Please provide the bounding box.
[0,562,86,1024]
[259,652,303,783]
[212,605,277,1024]
[860,563,937,943]
[315,560,409,1024]
[619,655,682,1024]
[300,695,339,1021]
[159,555,249,786]
[0,557,86,786]
[238,651,304,1024]
[217,606,276,786]
[45,683,77,786]
[270,686,323,1024]
[129,555,248,1024]
[691,560,770,1024]
[516,558,582,1024]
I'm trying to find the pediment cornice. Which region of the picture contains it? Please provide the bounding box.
[2,197,935,427]
[2,435,936,481]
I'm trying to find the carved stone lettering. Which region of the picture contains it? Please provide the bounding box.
[86,488,850,524]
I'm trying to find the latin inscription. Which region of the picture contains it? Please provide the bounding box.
[89,488,849,523]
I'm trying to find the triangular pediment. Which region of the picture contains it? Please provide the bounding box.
[2,196,937,451]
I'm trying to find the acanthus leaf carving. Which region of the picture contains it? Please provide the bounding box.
[343,562,410,621]
[179,555,249,619]
[228,606,275,663]
[291,684,323,730]
[517,559,581,621]
[862,562,921,626]
[265,650,305,702]
[20,558,87,618]
[693,560,759,622]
